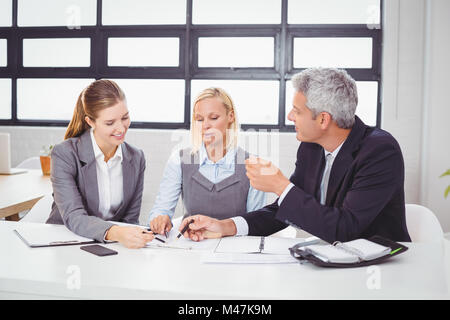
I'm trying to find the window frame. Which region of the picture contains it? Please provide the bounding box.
[0,0,383,131]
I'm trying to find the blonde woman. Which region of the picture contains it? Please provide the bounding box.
[46,79,154,248]
[149,88,266,235]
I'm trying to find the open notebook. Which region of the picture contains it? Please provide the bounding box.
[302,239,392,263]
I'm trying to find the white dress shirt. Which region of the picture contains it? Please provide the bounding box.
[90,129,123,221]
[232,140,346,236]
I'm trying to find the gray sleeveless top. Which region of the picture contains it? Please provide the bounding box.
[180,147,250,220]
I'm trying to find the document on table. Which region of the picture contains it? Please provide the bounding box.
[144,223,220,250]
[214,236,319,254]
[202,236,320,264]
[146,235,220,250]
[112,219,219,250]
[14,222,95,248]
[202,253,298,264]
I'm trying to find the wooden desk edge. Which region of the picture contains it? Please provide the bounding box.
[0,196,44,220]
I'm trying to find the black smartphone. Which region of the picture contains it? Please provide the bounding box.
[80,244,118,257]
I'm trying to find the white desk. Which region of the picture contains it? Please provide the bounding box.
[1,221,449,300]
[0,169,52,220]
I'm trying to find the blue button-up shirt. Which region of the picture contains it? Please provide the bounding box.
[148,144,266,222]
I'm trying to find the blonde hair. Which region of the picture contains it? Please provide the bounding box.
[190,87,239,154]
[64,79,126,140]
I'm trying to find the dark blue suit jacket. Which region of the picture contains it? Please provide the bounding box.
[243,116,411,243]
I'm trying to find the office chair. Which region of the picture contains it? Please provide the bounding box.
[14,157,46,219]
[405,204,444,243]
[20,193,53,223]
[16,156,41,169]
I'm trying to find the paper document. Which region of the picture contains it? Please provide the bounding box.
[202,253,298,264]
[146,235,220,250]
[14,222,95,248]
[215,236,319,255]
[214,236,262,253]
[202,236,319,264]
[144,222,220,250]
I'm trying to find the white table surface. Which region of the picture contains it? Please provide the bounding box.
[0,169,52,219]
[1,221,449,300]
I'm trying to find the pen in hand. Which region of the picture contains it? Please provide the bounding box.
[143,228,166,243]
[176,219,195,240]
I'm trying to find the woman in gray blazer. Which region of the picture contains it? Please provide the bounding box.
[46,79,154,248]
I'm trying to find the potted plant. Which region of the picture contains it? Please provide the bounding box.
[441,169,450,291]
[440,169,450,199]
[40,145,53,176]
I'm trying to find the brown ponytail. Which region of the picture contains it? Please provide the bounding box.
[64,91,90,139]
[64,80,126,140]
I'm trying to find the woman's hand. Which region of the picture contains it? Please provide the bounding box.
[105,225,154,249]
[149,215,172,235]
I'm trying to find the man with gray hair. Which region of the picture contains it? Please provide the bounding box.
[178,67,411,243]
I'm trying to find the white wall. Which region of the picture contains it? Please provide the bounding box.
[1,0,449,232]
[420,0,450,230]
[382,0,450,232]
[381,0,425,204]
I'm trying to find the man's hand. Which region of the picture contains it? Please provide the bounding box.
[179,215,237,242]
[245,157,290,196]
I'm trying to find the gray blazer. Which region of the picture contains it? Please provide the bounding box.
[46,130,146,242]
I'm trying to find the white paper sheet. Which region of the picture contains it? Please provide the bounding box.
[202,253,298,264]
[144,223,221,250]
[214,236,319,254]
[214,236,263,253]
